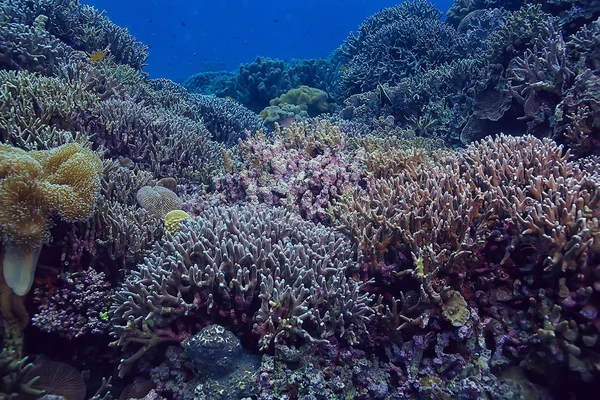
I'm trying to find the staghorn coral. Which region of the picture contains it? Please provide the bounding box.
[0,349,45,398]
[92,197,163,267]
[529,0,600,28]
[338,0,469,96]
[187,94,263,146]
[109,204,373,377]
[50,158,162,270]
[0,0,148,70]
[484,4,556,65]
[0,21,71,75]
[341,57,484,144]
[82,98,223,186]
[507,21,575,135]
[0,70,98,149]
[332,133,600,384]
[445,0,524,28]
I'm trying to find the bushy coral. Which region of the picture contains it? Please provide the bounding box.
[215,119,364,222]
[0,0,148,70]
[338,0,469,96]
[31,268,112,339]
[109,204,373,377]
[82,98,223,186]
[0,20,71,75]
[331,133,600,385]
[0,350,45,398]
[0,70,98,149]
[187,94,263,146]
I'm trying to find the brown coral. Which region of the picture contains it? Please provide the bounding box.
[0,143,102,296]
[136,185,182,219]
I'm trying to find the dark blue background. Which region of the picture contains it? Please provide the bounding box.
[86,0,454,82]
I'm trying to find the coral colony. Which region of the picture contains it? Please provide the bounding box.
[0,0,599,399]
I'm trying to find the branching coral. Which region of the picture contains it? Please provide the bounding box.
[0,349,45,398]
[0,70,98,148]
[331,133,600,383]
[187,94,263,146]
[0,21,71,75]
[0,0,148,70]
[83,98,223,186]
[109,204,373,377]
[507,22,575,134]
[339,0,468,96]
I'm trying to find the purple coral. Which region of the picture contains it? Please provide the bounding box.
[215,119,364,222]
[32,268,112,339]
[110,204,373,377]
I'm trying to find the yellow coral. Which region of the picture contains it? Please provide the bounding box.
[0,143,101,296]
[441,290,470,327]
[269,85,335,116]
[164,210,192,234]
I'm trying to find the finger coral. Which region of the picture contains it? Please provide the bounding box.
[110,204,373,377]
[331,133,600,384]
[0,142,101,296]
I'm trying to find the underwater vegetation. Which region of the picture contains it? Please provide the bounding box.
[0,0,599,399]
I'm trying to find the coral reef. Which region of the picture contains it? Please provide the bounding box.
[1,0,599,398]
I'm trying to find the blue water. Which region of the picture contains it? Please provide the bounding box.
[87,0,454,82]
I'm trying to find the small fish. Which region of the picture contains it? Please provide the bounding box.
[279,116,296,128]
[272,19,279,23]
[339,65,348,72]
[225,96,234,101]
[378,82,392,107]
[89,50,106,62]
[181,21,187,27]
[260,110,269,119]
[192,52,197,57]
